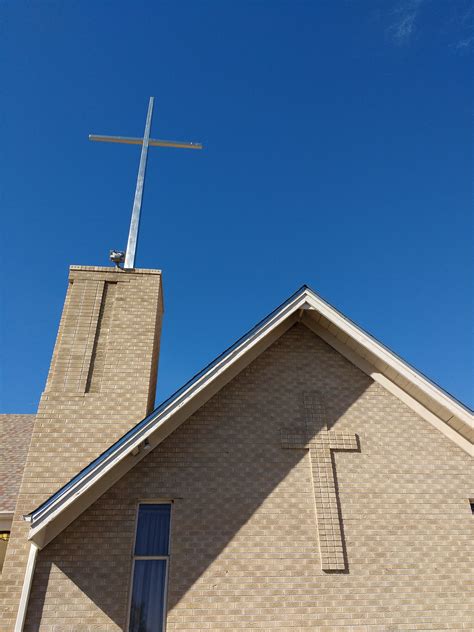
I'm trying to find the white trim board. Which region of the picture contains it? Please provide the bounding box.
[14,542,38,632]
[302,315,473,456]
[25,286,473,549]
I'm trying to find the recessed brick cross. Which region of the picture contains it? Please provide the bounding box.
[281,392,360,571]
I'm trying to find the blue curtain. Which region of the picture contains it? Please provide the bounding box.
[129,559,167,632]
[134,504,170,556]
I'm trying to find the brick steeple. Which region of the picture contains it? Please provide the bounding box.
[0,265,163,630]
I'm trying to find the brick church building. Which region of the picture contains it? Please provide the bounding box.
[0,265,473,631]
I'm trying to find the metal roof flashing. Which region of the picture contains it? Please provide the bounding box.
[25,285,473,547]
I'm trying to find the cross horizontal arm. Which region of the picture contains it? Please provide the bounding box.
[89,134,203,150]
[327,432,359,451]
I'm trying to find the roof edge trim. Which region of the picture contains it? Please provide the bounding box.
[25,284,473,543]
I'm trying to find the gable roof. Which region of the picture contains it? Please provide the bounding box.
[0,414,35,515]
[24,285,473,548]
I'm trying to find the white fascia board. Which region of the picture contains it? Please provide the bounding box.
[27,286,472,547]
[27,289,308,542]
[303,315,473,456]
[303,290,473,427]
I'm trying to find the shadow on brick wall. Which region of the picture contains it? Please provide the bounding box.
[24,324,370,630]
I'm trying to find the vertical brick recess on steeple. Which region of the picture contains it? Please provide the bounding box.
[0,265,163,630]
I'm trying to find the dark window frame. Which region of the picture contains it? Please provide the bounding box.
[127,501,172,632]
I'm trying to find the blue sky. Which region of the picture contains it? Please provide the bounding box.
[1,0,472,413]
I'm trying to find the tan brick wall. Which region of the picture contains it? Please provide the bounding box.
[21,324,473,631]
[0,266,163,630]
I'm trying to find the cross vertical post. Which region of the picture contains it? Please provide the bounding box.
[124,96,154,270]
[281,392,360,571]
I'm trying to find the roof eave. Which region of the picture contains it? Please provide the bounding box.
[25,286,473,548]
[27,288,310,546]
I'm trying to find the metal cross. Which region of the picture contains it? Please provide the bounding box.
[90,97,202,269]
[281,392,360,571]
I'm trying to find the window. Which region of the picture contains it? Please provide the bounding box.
[0,531,10,572]
[129,503,171,632]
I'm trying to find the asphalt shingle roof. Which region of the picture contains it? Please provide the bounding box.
[0,414,35,513]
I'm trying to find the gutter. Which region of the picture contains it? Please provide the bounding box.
[14,542,39,631]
